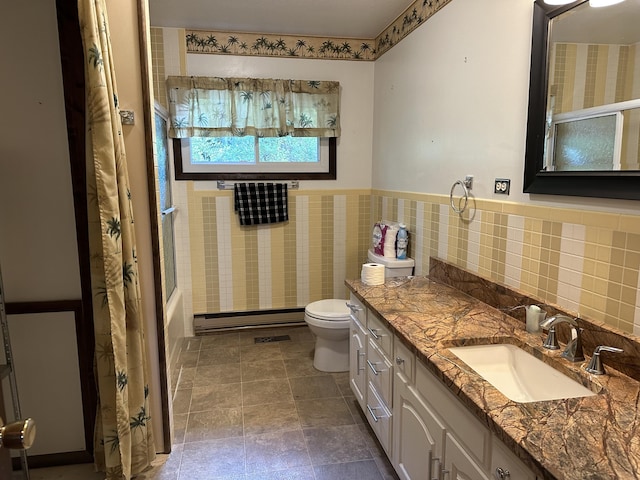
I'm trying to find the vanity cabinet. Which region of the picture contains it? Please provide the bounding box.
[348,294,536,480]
[393,337,445,480]
[348,298,367,409]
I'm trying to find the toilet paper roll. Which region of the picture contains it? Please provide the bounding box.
[361,263,386,285]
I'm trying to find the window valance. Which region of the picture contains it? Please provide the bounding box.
[166,76,341,139]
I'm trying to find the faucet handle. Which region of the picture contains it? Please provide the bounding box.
[542,325,560,350]
[585,345,623,375]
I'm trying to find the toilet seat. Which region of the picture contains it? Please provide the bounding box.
[305,299,351,322]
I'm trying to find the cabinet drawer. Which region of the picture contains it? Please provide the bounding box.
[367,382,392,455]
[416,361,491,469]
[367,341,393,407]
[393,335,415,383]
[367,311,393,357]
[491,436,536,480]
[347,294,366,327]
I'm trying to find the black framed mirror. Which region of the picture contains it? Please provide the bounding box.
[524,0,640,200]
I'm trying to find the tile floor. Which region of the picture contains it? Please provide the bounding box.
[23,325,399,480]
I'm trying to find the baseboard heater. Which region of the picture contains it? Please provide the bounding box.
[194,307,306,334]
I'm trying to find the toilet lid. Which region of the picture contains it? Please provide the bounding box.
[305,299,351,320]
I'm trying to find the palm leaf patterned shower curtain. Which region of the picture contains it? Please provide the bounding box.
[77,0,155,478]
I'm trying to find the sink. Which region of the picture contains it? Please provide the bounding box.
[448,344,597,403]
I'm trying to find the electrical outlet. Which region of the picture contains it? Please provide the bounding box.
[494,178,511,195]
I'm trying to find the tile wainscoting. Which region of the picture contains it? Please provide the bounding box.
[372,189,640,334]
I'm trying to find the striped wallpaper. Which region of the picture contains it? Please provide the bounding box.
[549,41,640,169]
[187,185,371,314]
[184,185,640,334]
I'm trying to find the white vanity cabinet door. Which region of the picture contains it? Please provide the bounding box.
[349,316,367,409]
[444,434,491,480]
[416,361,491,469]
[490,436,536,480]
[393,374,446,480]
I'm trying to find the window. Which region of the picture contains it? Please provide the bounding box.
[167,76,339,180]
[154,105,177,299]
[174,136,336,180]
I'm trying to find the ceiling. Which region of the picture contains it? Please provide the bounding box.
[552,0,640,45]
[148,0,415,39]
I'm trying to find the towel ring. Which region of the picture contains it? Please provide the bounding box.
[450,180,469,214]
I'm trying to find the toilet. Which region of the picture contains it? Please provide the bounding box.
[305,299,351,372]
[305,252,415,373]
[367,249,415,278]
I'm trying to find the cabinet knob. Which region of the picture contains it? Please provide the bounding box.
[396,356,405,365]
[495,467,511,479]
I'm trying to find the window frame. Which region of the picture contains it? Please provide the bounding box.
[173,137,337,181]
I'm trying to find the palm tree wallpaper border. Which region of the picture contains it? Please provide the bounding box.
[185,0,453,61]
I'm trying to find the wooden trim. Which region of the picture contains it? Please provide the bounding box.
[174,137,338,181]
[5,300,94,466]
[523,0,640,201]
[136,0,171,454]
[55,0,96,458]
[12,450,93,470]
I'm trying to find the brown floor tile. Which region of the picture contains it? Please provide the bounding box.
[314,459,383,480]
[344,396,367,424]
[172,413,187,445]
[197,345,241,366]
[284,357,323,378]
[175,366,196,390]
[199,332,241,349]
[289,374,341,400]
[190,382,242,411]
[304,424,372,466]
[331,371,351,394]
[244,466,315,480]
[241,359,287,382]
[193,363,242,387]
[179,437,245,479]
[296,397,355,428]
[172,389,192,415]
[243,401,300,436]
[182,337,202,352]
[279,340,315,360]
[240,343,283,363]
[242,378,294,406]
[373,455,401,480]
[245,429,311,474]
[184,407,243,442]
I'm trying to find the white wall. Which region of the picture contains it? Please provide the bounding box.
[0,0,85,459]
[372,0,640,214]
[187,54,375,190]
[0,1,81,300]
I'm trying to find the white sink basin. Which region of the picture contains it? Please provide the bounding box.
[448,344,597,403]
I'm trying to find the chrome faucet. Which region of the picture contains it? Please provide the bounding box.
[539,314,585,362]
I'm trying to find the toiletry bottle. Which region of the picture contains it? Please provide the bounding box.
[396,223,408,259]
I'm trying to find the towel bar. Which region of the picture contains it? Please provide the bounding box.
[217,180,299,190]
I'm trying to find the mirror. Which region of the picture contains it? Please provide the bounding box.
[524,0,640,200]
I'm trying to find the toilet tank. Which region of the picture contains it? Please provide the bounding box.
[367,250,415,278]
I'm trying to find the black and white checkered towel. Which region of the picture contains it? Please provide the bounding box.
[233,182,289,226]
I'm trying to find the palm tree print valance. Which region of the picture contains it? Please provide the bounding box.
[166,76,341,138]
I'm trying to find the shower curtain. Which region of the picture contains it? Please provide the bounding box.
[77,0,155,477]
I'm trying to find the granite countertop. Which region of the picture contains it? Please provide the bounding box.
[346,275,640,480]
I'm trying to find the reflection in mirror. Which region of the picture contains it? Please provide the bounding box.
[524,0,640,200]
[545,0,640,171]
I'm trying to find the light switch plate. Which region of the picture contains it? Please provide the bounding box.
[494,178,510,195]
